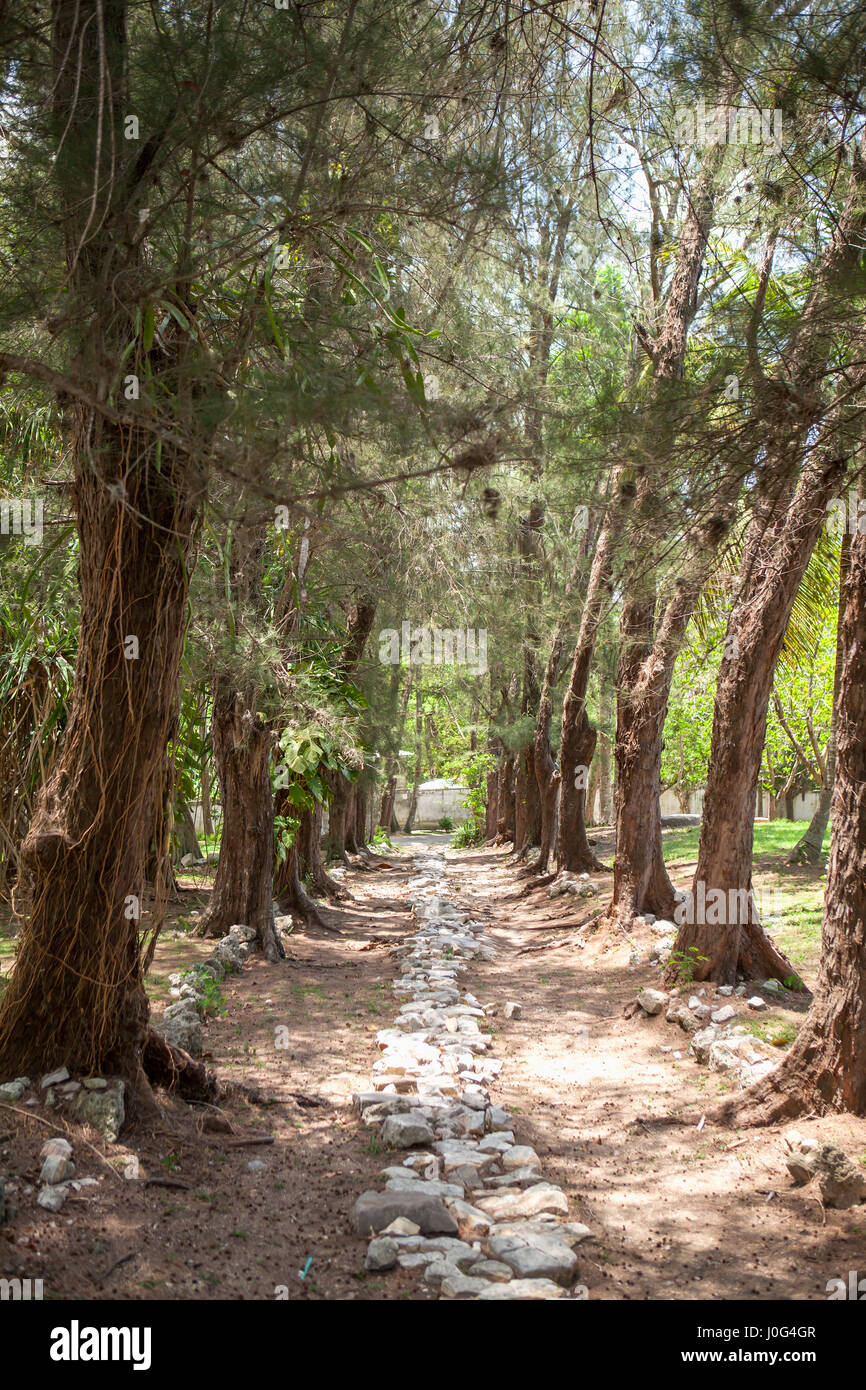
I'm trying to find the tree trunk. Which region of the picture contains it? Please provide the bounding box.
[514,504,544,859]
[326,774,352,863]
[533,539,594,873]
[678,155,866,977]
[558,496,624,872]
[274,835,325,928]
[789,533,849,864]
[297,804,344,899]
[200,719,214,838]
[146,758,180,902]
[326,594,377,858]
[379,774,397,831]
[174,801,201,864]
[611,594,678,921]
[514,745,541,858]
[403,679,423,833]
[200,683,281,955]
[0,0,204,1087]
[585,758,600,826]
[495,752,516,844]
[196,679,281,961]
[682,449,849,982]
[717,516,866,1123]
[353,786,368,851]
[485,761,499,841]
[344,786,359,852]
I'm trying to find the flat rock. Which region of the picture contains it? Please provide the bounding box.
[484,1167,541,1190]
[439,1274,492,1299]
[502,1145,540,1171]
[381,1113,435,1149]
[488,1218,593,1245]
[423,1258,462,1284]
[351,1189,458,1237]
[41,1068,70,1089]
[474,1182,569,1222]
[476,1277,565,1300]
[488,1230,578,1285]
[711,1005,737,1024]
[468,1258,512,1282]
[398,1252,438,1269]
[385,1176,463,1198]
[478,1132,514,1152]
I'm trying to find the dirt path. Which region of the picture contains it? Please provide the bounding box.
[1,838,863,1301]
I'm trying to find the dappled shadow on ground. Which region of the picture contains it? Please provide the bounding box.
[0,855,438,1301]
[448,843,865,1302]
[1,839,859,1302]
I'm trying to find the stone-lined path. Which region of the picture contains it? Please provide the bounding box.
[350,848,592,1299]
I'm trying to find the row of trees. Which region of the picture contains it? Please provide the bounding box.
[0,0,864,1124]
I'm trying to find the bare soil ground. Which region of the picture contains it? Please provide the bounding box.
[1,835,864,1301]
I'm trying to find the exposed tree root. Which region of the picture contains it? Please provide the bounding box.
[142,1027,220,1103]
[517,871,557,895]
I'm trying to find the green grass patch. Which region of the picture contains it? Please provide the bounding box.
[743,1016,800,1046]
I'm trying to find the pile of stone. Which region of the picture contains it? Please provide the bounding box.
[548,872,599,900]
[0,1069,124,1141]
[32,1136,99,1213]
[163,923,255,1055]
[350,850,591,1300]
[783,1133,866,1208]
[635,983,786,1088]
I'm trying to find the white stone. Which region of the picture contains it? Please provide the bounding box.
[381,1113,435,1149]
[476,1277,565,1300]
[711,1005,736,1024]
[637,988,668,1015]
[41,1068,70,1089]
[502,1145,540,1171]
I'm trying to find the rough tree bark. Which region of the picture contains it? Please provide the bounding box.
[325,596,376,861]
[788,533,849,864]
[610,137,730,921]
[514,504,544,859]
[403,678,423,834]
[174,802,202,864]
[558,489,628,872]
[495,751,516,844]
[683,158,866,978]
[681,445,853,982]
[533,536,594,873]
[715,515,866,1123]
[0,0,200,1088]
[196,678,282,962]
